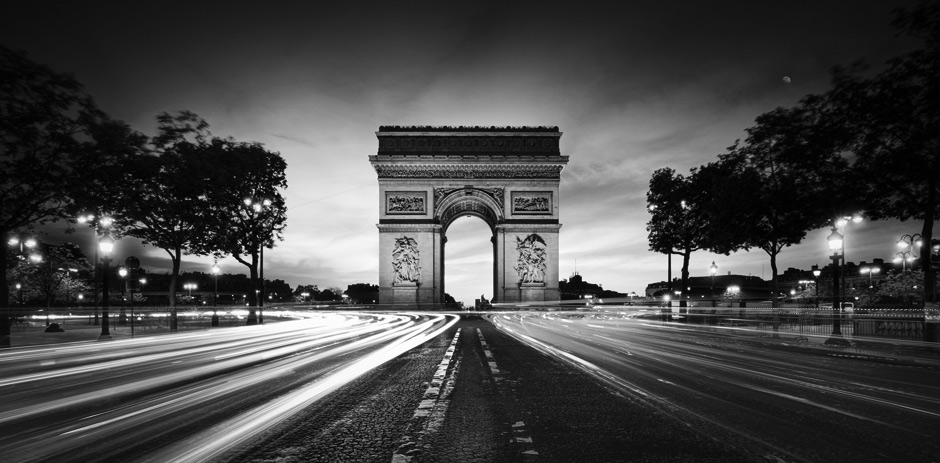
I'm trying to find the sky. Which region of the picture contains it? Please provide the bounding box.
[2,1,934,306]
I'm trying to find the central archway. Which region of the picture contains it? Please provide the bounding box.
[443,215,496,307]
[371,126,569,309]
[438,189,502,305]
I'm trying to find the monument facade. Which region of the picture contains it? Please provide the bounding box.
[370,126,569,308]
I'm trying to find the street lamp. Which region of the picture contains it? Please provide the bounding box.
[211,262,220,327]
[118,267,128,326]
[78,214,112,325]
[98,235,114,340]
[244,197,272,325]
[894,234,922,271]
[825,227,850,346]
[812,265,822,308]
[859,266,880,288]
[709,261,718,308]
[8,236,41,263]
[893,251,916,271]
[727,285,740,307]
[835,214,863,307]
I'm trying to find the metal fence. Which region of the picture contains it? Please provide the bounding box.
[681,307,929,342]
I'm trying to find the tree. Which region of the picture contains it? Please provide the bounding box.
[875,270,939,306]
[0,45,137,335]
[647,167,714,309]
[346,283,379,304]
[715,100,854,308]
[294,284,320,302]
[198,139,288,323]
[102,111,215,330]
[825,2,940,306]
[318,288,338,302]
[23,242,89,310]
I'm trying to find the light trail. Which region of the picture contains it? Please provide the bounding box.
[0,312,457,463]
[491,310,940,462]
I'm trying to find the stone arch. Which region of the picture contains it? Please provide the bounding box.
[435,189,504,306]
[437,187,504,234]
[371,126,568,309]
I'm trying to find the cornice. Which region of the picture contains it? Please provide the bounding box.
[372,164,566,179]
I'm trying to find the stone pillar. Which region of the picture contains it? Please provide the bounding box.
[495,224,561,303]
[377,224,443,309]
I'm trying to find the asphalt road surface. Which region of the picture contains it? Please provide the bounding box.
[490,309,940,462]
[1,308,938,462]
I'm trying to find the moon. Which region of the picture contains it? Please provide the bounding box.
[783,76,792,83]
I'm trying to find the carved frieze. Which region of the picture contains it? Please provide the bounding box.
[386,191,426,215]
[374,164,564,179]
[515,234,547,284]
[392,236,421,285]
[511,191,552,215]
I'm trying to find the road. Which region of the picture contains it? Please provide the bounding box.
[0,311,457,463]
[490,308,940,462]
[2,308,939,462]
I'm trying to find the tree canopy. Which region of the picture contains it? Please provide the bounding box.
[0,45,139,334]
[823,1,940,303]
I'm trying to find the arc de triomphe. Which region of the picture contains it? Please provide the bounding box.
[370,126,569,308]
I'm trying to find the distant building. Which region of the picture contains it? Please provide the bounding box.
[647,258,894,303]
[645,273,769,302]
[559,272,625,300]
[474,294,492,311]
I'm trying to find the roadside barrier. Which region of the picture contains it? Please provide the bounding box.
[682,306,928,342]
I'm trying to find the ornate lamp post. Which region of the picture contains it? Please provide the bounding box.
[727,285,740,308]
[709,261,718,308]
[134,277,146,337]
[211,262,220,327]
[98,235,114,340]
[78,214,111,325]
[894,234,922,271]
[812,265,821,308]
[244,197,272,325]
[860,266,880,288]
[118,267,128,325]
[894,252,915,271]
[8,236,40,261]
[835,214,863,306]
[825,227,850,346]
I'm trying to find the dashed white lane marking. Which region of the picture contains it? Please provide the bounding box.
[477,328,502,376]
[392,329,462,463]
[477,328,538,459]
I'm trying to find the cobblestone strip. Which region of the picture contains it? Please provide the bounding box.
[477,327,539,460]
[391,328,462,462]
